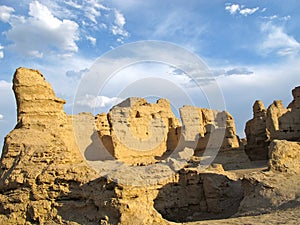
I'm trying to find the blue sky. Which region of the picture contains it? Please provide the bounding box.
[0,0,300,149]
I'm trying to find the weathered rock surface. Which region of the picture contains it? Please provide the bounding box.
[180,106,240,152]
[274,87,300,141]
[237,139,300,217]
[0,68,102,224]
[0,68,244,224]
[154,168,243,222]
[245,86,300,160]
[268,140,300,173]
[13,68,67,129]
[245,100,269,160]
[96,97,180,165]
[266,100,288,135]
[237,170,300,217]
[288,85,300,109]
[95,100,240,165]
[0,68,299,225]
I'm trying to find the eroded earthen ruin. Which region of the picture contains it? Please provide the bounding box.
[0,68,299,225]
[245,86,300,160]
[95,98,241,165]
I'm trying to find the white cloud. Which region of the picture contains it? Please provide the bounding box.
[3,1,79,57]
[151,10,206,45]
[111,25,128,37]
[0,79,15,148]
[226,67,253,75]
[0,45,3,59]
[27,54,94,98]
[264,15,278,20]
[225,4,240,15]
[109,0,145,10]
[84,7,101,24]
[64,0,82,9]
[1,1,129,53]
[41,0,108,23]
[261,15,291,21]
[110,9,128,37]
[66,68,89,79]
[80,0,109,24]
[213,67,253,76]
[0,5,15,22]
[225,4,259,16]
[86,35,96,45]
[281,15,291,21]
[114,10,126,27]
[0,80,11,88]
[260,22,300,56]
[215,59,300,137]
[76,95,122,108]
[240,7,259,16]
[29,1,62,29]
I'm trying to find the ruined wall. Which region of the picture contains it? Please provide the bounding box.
[13,68,67,130]
[244,100,269,160]
[95,101,241,165]
[245,86,300,160]
[154,167,243,222]
[96,98,181,165]
[273,86,300,141]
[180,106,240,152]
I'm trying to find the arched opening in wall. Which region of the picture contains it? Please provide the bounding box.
[135,111,141,118]
[154,170,243,222]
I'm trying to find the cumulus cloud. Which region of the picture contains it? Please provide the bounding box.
[76,95,122,108]
[0,5,14,22]
[225,4,240,15]
[2,1,79,57]
[0,114,3,120]
[1,1,129,53]
[225,3,259,16]
[260,22,300,56]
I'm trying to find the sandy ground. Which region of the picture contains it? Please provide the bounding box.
[183,206,300,225]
